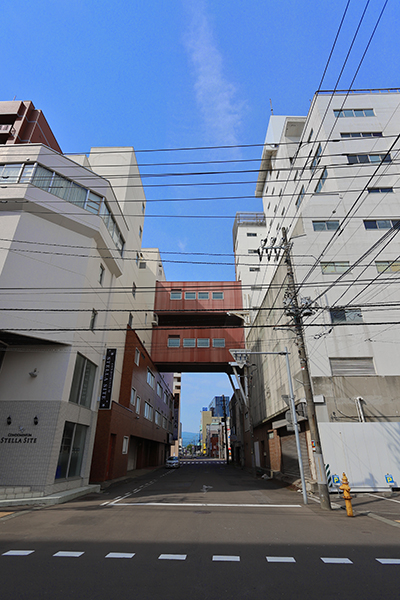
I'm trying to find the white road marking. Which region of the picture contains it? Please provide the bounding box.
[212,555,240,562]
[367,493,400,505]
[321,557,353,564]
[53,551,84,558]
[266,556,296,563]
[158,554,187,560]
[2,550,34,556]
[376,558,400,565]
[105,552,136,559]
[114,502,302,508]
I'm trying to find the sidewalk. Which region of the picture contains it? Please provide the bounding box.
[332,490,400,528]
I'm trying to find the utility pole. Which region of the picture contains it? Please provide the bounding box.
[281,227,331,510]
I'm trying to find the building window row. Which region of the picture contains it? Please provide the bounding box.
[321,261,350,274]
[296,186,305,208]
[321,260,400,274]
[170,290,224,300]
[144,402,153,421]
[69,353,97,409]
[167,337,226,348]
[315,167,328,193]
[334,108,375,118]
[376,260,400,273]
[364,219,399,230]
[341,131,382,138]
[347,153,391,165]
[367,187,393,193]
[0,162,125,255]
[330,307,362,323]
[312,220,339,231]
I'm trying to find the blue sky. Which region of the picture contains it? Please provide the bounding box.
[3,0,399,432]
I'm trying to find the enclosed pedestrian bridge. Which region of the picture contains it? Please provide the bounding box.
[151,281,246,373]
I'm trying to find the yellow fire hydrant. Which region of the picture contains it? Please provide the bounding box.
[339,472,354,517]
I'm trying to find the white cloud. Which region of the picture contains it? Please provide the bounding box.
[184,1,243,146]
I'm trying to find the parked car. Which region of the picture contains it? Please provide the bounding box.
[165,456,180,469]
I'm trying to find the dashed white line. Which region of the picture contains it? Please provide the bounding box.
[266,556,296,563]
[321,557,353,564]
[2,550,34,556]
[53,551,84,558]
[105,552,135,559]
[158,554,187,560]
[376,558,400,565]
[212,555,240,562]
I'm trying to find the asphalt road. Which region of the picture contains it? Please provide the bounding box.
[1,461,399,599]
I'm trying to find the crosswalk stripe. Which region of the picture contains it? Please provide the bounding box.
[2,550,34,556]
[321,557,352,564]
[105,552,135,559]
[53,551,84,558]
[158,554,187,560]
[376,558,400,565]
[212,555,240,562]
[266,556,296,563]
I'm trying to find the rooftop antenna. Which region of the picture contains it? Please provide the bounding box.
[269,98,274,115]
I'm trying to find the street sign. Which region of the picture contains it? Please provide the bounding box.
[385,473,394,485]
[229,349,250,368]
[332,474,340,486]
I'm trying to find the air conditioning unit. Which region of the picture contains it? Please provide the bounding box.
[151,313,159,326]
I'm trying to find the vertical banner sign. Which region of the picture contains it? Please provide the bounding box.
[173,393,179,440]
[99,349,117,409]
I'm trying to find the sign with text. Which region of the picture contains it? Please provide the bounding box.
[99,349,117,409]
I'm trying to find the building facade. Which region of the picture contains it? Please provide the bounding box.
[238,90,400,487]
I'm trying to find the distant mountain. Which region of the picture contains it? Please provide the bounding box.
[182,431,199,446]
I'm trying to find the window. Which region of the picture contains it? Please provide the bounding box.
[248,249,258,254]
[364,219,399,230]
[170,290,182,300]
[334,108,375,118]
[198,292,209,300]
[347,153,391,165]
[249,267,260,272]
[139,226,143,239]
[197,338,210,348]
[167,336,180,348]
[147,368,155,388]
[296,186,305,208]
[247,232,257,237]
[155,411,162,426]
[134,348,140,366]
[184,291,196,300]
[313,220,340,231]
[183,338,196,348]
[99,264,105,285]
[330,307,362,323]
[142,202,145,214]
[144,402,153,421]
[130,387,136,405]
[307,128,314,142]
[139,262,146,269]
[367,187,393,193]
[321,261,350,274]
[136,395,141,414]
[164,390,169,404]
[212,338,225,348]
[0,163,24,182]
[132,282,136,298]
[55,421,87,479]
[157,382,162,397]
[315,167,328,193]
[376,260,400,273]
[69,354,97,408]
[128,313,133,328]
[311,143,322,172]
[163,416,167,430]
[122,437,129,454]
[90,309,98,331]
[136,252,139,266]
[341,132,382,138]
[212,292,224,299]
[251,285,262,290]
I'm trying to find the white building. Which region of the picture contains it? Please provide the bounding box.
[0,143,157,500]
[238,89,400,489]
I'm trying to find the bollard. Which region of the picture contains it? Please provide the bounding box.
[339,472,354,517]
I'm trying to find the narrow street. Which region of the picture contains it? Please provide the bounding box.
[0,461,399,599]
